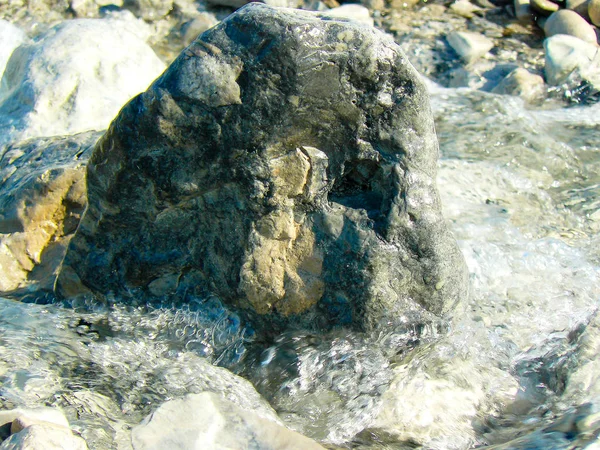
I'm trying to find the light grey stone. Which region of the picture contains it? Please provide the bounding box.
[544,10,598,44]
[56,4,467,336]
[321,4,374,26]
[131,392,324,450]
[0,18,165,146]
[447,31,494,63]
[544,34,600,87]
[514,0,533,22]
[0,424,87,450]
[367,343,519,448]
[491,67,545,101]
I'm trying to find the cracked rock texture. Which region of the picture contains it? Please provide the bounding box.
[56,4,467,334]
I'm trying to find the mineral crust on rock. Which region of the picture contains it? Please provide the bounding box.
[56,4,467,334]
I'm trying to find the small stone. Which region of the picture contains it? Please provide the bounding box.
[514,0,533,22]
[544,34,600,87]
[131,393,324,450]
[530,0,559,16]
[0,408,69,434]
[361,0,385,11]
[69,0,97,17]
[0,424,87,450]
[0,20,27,79]
[590,0,600,26]
[450,0,483,18]
[322,4,374,26]
[491,67,546,101]
[544,10,598,44]
[182,13,219,46]
[122,0,173,21]
[447,31,495,63]
[566,0,590,19]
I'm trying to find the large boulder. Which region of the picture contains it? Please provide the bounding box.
[0,18,165,146]
[56,4,467,334]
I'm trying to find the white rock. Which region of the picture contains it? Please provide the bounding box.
[0,408,69,432]
[544,34,600,87]
[371,356,519,448]
[131,392,325,450]
[321,4,374,27]
[0,424,87,450]
[544,10,598,44]
[447,31,494,64]
[491,67,545,101]
[0,18,165,146]
[566,0,590,19]
[0,21,27,81]
[590,0,600,26]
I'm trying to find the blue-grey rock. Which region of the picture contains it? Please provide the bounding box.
[56,4,468,336]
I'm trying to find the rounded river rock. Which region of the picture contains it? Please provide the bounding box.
[56,4,468,335]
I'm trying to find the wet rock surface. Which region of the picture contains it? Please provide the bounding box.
[0,132,100,295]
[56,3,467,335]
[132,392,325,449]
[1,0,599,449]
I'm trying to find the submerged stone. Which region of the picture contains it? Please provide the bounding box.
[56,4,467,334]
[132,392,324,450]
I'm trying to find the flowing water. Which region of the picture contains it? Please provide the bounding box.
[0,81,599,449]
